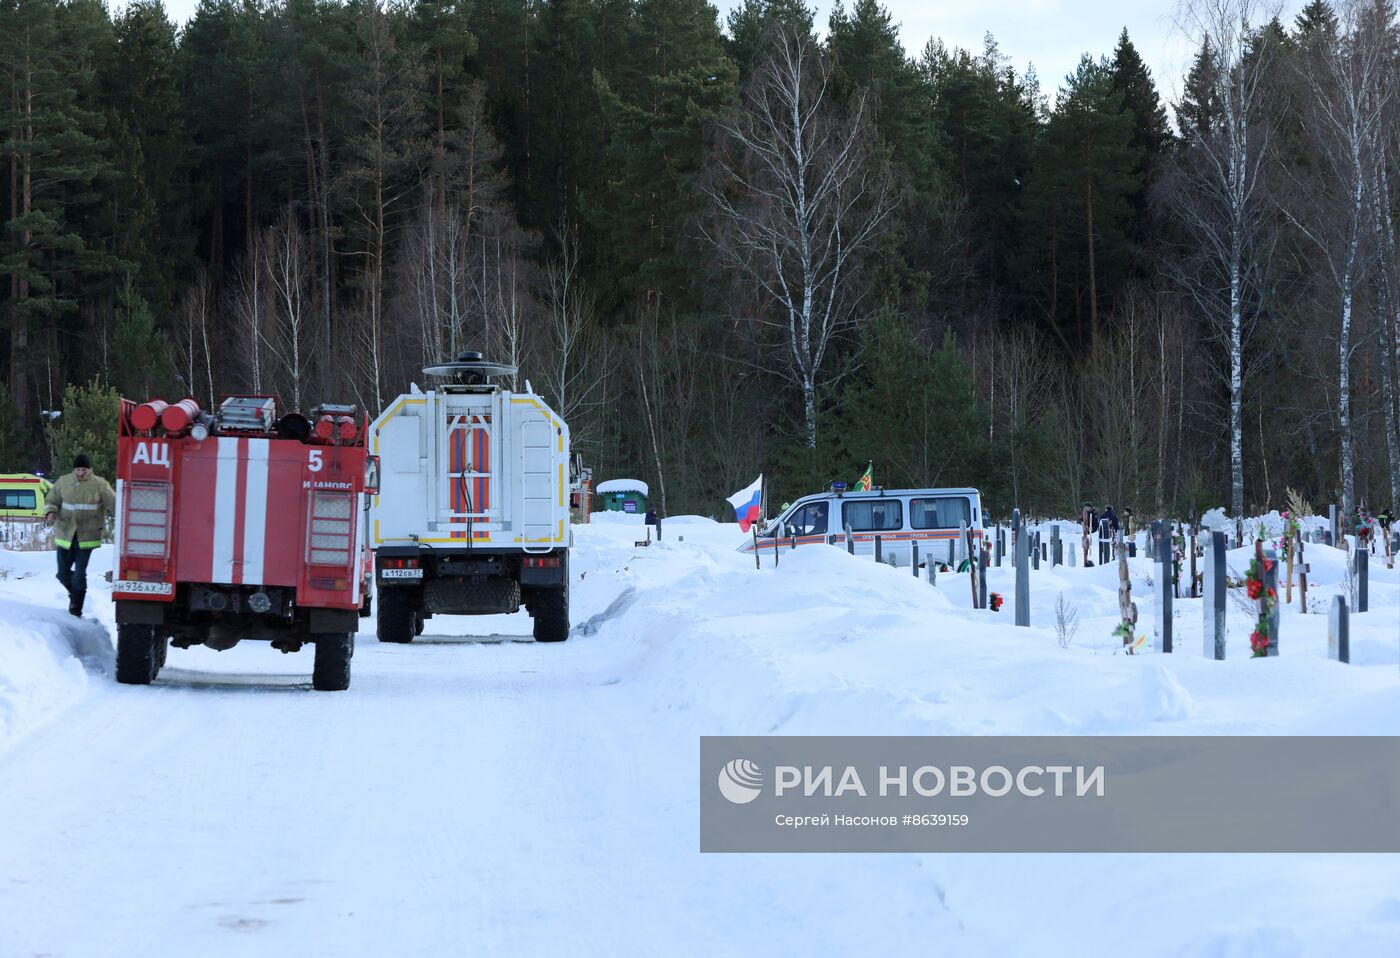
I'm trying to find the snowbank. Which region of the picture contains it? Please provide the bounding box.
[554,518,1400,952]
[0,548,112,751]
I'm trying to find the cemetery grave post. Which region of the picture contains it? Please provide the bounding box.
[1296,526,1309,612]
[979,540,989,609]
[962,521,979,608]
[1116,529,1137,653]
[1188,511,1199,599]
[1353,546,1368,613]
[1203,530,1226,659]
[1081,504,1092,566]
[1014,508,1029,627]
[1152,519,1173,652]
[1328,595,1349,663]
[1248,538,1279,657]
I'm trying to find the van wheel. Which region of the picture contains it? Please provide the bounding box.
[313,633,353,691]
[377,588,415,644]
[116,624,158,685]
[530,587,570,643]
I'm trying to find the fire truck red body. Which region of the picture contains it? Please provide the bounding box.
[113,395,376,691]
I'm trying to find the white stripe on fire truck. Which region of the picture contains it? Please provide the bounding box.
[211,437,241,584]
[242,439,269,585]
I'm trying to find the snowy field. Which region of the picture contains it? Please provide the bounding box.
[2,513,1399,956]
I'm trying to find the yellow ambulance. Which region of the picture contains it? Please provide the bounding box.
[0,473,54,519]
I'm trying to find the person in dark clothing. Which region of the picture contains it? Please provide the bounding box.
[1102,505,1120,533]
[644,508,660,540]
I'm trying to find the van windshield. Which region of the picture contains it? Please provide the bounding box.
[910,497,971,529]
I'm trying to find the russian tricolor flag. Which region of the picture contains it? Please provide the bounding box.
[726,475,764,533]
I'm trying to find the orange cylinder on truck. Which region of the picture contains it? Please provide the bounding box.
[314,416,335,441]
[336,416,358,441]
[161,398,201,433]
[131,399,169,432]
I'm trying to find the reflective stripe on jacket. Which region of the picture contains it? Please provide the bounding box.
[44,471,117,550]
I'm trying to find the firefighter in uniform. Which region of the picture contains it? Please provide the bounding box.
[44,454,116,617]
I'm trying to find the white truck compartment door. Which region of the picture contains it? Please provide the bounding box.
[520,418,554,544]
[372,407,427,543]
[379,414,421,471]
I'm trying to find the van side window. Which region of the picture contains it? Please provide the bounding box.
[788,501,828,536]
[843,499,902,532]
[0,490,36,510]
[910,497,971,529]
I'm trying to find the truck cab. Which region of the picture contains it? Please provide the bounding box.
[369,353,572,643]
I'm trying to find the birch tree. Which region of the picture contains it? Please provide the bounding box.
[704,24,895,449]
[480,212,529,388]
[262,209,315,412]
[171,269,216,409]
[538,223,607,434]
[1359,0,1400,513]
[1287,0,1391,519]
[1172,0,1280,516]
[229,230,268,394]
[402,201,472,365]
[339,0,424,413]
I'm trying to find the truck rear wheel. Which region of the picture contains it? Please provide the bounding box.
[116,624,158,685]
[313,633,353,691]
[529,587,570,643]
[377,588,415,644]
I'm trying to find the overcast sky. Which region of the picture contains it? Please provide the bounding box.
[146,0,1306,107]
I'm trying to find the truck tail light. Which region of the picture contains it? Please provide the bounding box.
[523,556,561,568]
[123,481,171,559]
[382,557,419,569]
[306,491,354,568]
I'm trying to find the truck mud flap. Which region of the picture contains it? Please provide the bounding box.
[424,577,520,615]
[115,599,166,626]
[308,608,360,634]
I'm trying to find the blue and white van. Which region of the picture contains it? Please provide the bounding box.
[738,486,984,566]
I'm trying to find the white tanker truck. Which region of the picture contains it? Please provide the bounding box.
[368,353,572,643]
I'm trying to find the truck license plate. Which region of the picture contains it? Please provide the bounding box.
[380,568,423,580]
[113,580,174,595]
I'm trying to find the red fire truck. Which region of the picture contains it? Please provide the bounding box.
[113,395,377,691]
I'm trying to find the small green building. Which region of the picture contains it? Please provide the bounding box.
[595,478,649,514]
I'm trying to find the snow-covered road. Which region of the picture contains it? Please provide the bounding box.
[0,542,945,956]
[2,515,1399,956]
